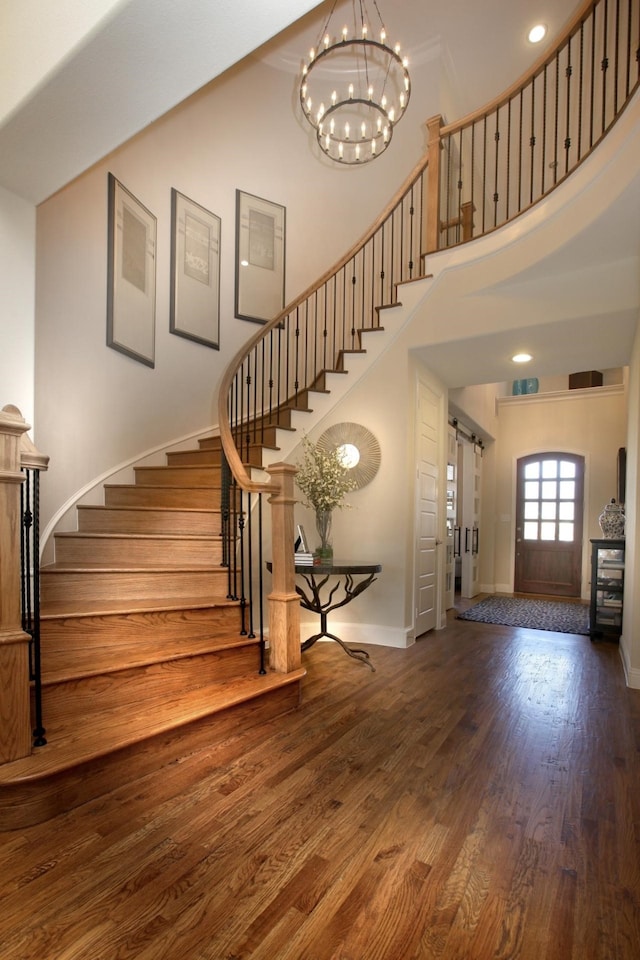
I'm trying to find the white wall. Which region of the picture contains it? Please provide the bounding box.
[288,288,452,649]
[492,387,627,598]
[621,319,640,686]
[0,185,35,426]
[33,44,448,534]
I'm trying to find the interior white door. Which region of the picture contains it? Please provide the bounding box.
[445,423,457,610]
[415,376,441,637]
[459,437,481,599]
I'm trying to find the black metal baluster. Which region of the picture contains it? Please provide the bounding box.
[30,470,45,746]
[470,123,476,239]
[602,0,610,135]
[21,469,46,747]
[237,488,247,633]
[565,35,573,176]
[577,19,585,161]
[456,127,463,242]
[553,51,560,184]
[529,79,536,205]
[492,113,500,228]
[481,116,488,234]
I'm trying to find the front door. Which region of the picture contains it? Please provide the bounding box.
[514,453,584,597]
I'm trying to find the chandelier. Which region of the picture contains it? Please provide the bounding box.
[299,0,411,165]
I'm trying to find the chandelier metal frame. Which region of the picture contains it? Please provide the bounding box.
[299,0,411,165]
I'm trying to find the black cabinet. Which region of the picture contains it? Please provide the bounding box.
[589,538,625,641]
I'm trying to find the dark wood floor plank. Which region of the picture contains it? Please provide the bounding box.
[1,615,639,959]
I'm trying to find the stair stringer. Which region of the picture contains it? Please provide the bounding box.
[249,281,436,477]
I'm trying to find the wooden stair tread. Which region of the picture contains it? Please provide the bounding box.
[40,635,255,685]
[104,483,221,490]
[55,531,222,541]
[135,464,220,470]
[78,504,221,514]
[0,669,305,785]
[41,561,226,572]
[40,595,235,619]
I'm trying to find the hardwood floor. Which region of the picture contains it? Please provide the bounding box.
[1,614,639,959]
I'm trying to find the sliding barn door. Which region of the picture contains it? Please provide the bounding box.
[459,437,481,599]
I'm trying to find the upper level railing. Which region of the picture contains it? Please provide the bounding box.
[218,0,639,674]
[431,0,639,249]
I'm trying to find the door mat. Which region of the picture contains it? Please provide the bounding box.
[457,596,590,635]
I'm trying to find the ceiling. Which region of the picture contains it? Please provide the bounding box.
[0,0,323,205]
[0,0,580,205]
[1,0,637,390]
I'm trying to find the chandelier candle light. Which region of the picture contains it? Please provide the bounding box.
[299,0,411,164]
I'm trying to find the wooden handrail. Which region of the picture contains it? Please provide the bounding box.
[436,0,639,245]
[441,0,597,138]
[217,141,434,496]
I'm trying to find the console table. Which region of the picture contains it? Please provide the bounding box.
[267,561,381,670]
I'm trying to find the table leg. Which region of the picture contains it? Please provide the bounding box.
[300,610,375,670]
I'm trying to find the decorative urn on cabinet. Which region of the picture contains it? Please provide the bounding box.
[598,498,625,539]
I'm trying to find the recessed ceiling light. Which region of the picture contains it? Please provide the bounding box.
[528,24,547,44]
[512,352,533,363]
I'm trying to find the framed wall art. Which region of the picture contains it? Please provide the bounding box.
[235,189,285,324]
[170,189,221,349]
[106,173,156,367]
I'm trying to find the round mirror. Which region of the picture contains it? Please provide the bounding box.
[317,423,381,490]
[337,442,360,469]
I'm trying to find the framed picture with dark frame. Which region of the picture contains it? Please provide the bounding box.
[106,173,156,367]
[170,189,221,350]
[235,189,286,324]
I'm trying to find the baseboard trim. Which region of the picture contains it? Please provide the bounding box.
[299,620,412,649]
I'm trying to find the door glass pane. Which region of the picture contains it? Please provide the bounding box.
[541,480,557,500]
[559,480,575,500]
[560,460,576,478]
[542,460,558,478]
[525,480,539,500]
[524,502,539,519]
[524,521,538,540]
[541,502,557,520]
[524,462,540,479]
[559,502,575,520]
[558,522,574,541]
[540,522,556,540]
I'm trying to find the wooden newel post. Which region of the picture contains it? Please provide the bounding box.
[266,462,301,674]
[0,406,34,763]
[425,114,444,255]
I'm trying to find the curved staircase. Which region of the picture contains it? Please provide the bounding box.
[1,0,637,830]
[0,436,304,830]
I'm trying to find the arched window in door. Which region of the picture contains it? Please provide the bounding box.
[515,453,584,597]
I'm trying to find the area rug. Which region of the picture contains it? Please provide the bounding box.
[457,596,590,635]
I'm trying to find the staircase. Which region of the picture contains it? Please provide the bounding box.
[2,0,637,830]
[0,434,304,830]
